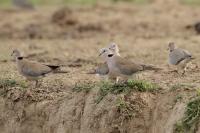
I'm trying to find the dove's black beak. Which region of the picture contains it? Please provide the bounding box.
[99,51,105,56]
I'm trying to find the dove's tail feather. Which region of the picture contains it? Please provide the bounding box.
[142,64,163,71]
[46,65,60,70]
[46,65,69,73]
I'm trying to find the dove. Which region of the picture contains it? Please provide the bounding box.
[11,49,67,87]
[12,0,34,10]
[87,48,109,80]
[87,43,121,78]
[108,42,120,56]
[99,48,161,83]
[168,42,194,74]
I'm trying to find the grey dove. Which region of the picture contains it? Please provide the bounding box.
[108,42,120,56]
[87,48,109,79]
[11,49,67,87]
[168,42,194,74]
[88,43,121,78]
[99,48,161,83]
[12,0,34,10]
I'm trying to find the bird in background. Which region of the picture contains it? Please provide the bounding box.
[168,42,194,75]
[11,49,68,88]
[12,0,35,10]
[108,42,121,56]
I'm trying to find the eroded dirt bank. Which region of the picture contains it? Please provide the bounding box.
[0,85,196,133]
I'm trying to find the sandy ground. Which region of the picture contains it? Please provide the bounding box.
[0,1,200,133]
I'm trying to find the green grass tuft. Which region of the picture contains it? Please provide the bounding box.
[0,79,17,88]
[0,78,27,88]
[126,80,159,92]
[95,80,159,104]
[72,81,96,93]
[73,80,159,104]
[95,81,112,103]
[183,97,200,130]
[174,96,200,133]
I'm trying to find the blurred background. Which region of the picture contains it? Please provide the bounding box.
[0,0,200,67]
[0,0,200,7]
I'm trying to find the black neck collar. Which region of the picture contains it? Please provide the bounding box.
[17,57,23,60]
[108,54,114,57]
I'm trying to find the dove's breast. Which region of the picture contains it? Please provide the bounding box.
[169,50,185,65]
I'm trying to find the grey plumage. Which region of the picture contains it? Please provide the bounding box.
[169,49,193,65]
[88,48,110,78]
[168,42,194,74]
[110,56,160,76]
[88,43,120,77]
[168,42,194,65]
[18,60,59,77]
[11,49,67,87]
[95,63,109,75]
[99,48,161,82]
[108,42,120,56]
[87,63,109,75]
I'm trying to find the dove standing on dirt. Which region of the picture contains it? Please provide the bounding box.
[12,0,34,10]
[168,42,194,74]
[11,49,67,87]
[99,48,161,83]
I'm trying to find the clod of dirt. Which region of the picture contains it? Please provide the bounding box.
[77,23,105,33]
[51,7,77,27]
[68,58,96,67]
[24,24,43,39]
[73,58,94,64]
[0,23,18,38]
[185,22,200,34]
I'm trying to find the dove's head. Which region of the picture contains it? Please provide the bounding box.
[11,49,21,58]
[168,42,175,52]
[99,48,114,61]
[11,49,24,61]
[108,43,120,56]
